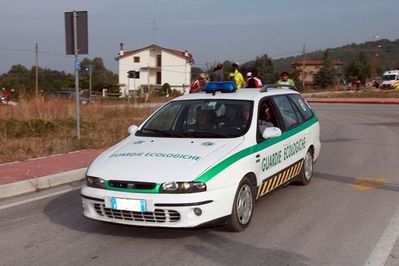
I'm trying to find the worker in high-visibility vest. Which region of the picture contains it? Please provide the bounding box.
[229,63,245,89]
[277,72,295,87]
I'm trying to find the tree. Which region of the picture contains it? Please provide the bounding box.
[0,64,34,95]
[79,57,118,91]
[0,58,117,99]
[253,54,276,83]
[345,52,371,84]
[290,67,302,89]
[314,50,338,88]
[191,66,203,81]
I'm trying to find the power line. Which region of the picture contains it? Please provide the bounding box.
[1,46,398,74]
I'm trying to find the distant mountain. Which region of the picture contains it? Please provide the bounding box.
[272,39,399,75]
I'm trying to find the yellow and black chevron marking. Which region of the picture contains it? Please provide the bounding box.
[256,160,304,199]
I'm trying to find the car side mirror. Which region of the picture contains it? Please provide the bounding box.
[128,125,138,135]
[262,127,282,139]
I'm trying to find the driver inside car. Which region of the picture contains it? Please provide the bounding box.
[195,109,214,131]
[219,104,241,128]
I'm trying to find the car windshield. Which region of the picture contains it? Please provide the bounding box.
[383,75,396,81]
[136,99,253,138]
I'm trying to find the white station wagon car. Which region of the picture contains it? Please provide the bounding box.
[81,82,321,231]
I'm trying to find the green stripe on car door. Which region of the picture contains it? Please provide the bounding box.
[195,116,318,183]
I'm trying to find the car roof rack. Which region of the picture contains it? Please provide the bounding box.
[260,84,296,92]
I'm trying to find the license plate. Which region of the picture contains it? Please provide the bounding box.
[111,197,146,212]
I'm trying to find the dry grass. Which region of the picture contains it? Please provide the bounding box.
[0,97,160,163]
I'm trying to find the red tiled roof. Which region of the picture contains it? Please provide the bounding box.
[292,60,343,66]
[115,44,194,63]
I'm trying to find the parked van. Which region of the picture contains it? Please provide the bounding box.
[380,70,399,89]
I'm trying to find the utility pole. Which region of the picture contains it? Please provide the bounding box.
[133,72,136,104]
[35,43,39,95]
[152,21,157,44]
[302,45,306,89]
[147,63,150,95]
[127,77,130,104]
[73,11,81,139]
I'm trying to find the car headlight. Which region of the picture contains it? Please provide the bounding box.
[85,176,106,189]
[159,182,207,193]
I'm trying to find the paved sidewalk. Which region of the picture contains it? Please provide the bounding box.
[0,97,398,199]
[0,148,106,199]
[0,148,106,185]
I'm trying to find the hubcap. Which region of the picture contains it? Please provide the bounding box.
[236,184,253,224]
[304,152,313,180]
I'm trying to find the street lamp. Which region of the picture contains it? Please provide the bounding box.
[85,64,93,102]
[371,35,381,81]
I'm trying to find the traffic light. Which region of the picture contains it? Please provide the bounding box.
[127,70,140,79]
[128,70,135,78]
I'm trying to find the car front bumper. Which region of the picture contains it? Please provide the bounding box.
[80,185,236,228]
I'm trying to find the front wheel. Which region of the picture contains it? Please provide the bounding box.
[297,149,313,185]
[226,177,255,232]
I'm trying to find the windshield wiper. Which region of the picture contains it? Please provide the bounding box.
[184,131,230,138]
[139,128,185,138]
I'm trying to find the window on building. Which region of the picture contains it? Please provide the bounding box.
[156,71,162,84]
[134,56,140,63]
[157,55,162,67]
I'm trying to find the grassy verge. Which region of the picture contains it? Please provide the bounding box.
[0,98,162,163]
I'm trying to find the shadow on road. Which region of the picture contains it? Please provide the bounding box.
[185,232,310,266]
[43,189,206,239]
[43,190,311,265]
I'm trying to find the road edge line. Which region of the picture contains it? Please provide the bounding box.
[364,205,399,265]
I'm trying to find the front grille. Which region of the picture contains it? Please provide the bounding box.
[93,203,180,223]
[108,180,156,190]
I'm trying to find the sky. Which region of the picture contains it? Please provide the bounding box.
[0,0,398,74]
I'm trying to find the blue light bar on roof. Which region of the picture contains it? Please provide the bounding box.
[204,81,237,93]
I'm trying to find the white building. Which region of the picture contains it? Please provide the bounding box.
[116,44,194,96]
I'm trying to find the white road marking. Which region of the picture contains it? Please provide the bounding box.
[364,205,399,266]
[0,186,81,211]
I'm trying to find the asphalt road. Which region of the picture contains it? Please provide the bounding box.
[0,103,398,266]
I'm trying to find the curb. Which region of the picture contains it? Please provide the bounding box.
[0,168,86,200]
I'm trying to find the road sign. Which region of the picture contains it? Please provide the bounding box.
[65,11,88,55]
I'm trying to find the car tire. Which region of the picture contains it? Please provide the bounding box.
[226,177,255,232]
[297,149,313,185]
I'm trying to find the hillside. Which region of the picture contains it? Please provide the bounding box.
[272,39,399,74]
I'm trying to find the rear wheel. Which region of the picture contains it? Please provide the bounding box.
[226,177,255,232]
[297,149,313,185]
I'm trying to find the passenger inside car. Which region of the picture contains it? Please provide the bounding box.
[258,102,275,134]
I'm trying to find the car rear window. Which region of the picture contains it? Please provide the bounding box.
[272,95,300,129]
[288,94,314,121]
